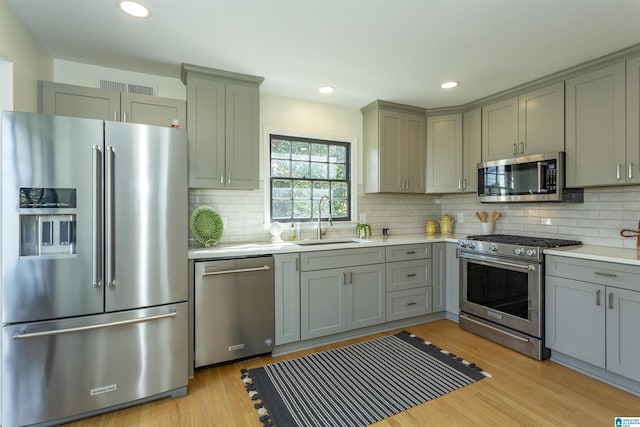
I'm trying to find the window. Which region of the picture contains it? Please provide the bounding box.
[270,134,351,222]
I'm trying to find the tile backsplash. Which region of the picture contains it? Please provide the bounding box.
[189,185,640,250]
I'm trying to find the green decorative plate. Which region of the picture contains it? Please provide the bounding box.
[190,206,224,247]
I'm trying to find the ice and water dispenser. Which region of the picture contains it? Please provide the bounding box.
[19,188,77,257]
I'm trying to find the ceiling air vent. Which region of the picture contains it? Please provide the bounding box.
[98,78,157,96]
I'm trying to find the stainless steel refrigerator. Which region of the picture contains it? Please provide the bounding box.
[1,111,188,427]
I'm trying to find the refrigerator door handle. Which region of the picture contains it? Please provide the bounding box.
[93,145,103,288]
[106,145,116,287]
[12,310,177,340]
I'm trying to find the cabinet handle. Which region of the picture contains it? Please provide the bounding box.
[616,164,622,180]
[520,141,524,154]
[343,272,347,285]
[406,273,417,277]
[113,111,117,121]
[406,251,416,254]
[295,257,299,272]
[407,302,417,306]
[227,171,231,184]
[123,112,127,122]
[596,289,601,306]
[462,178,467,190]
[608,292,614,309]
[220,172,224,184]
[458,179,462,190]
[513,143,517,155]
[629,163,634,179]
[594,271,617,278]
[349,271,353,284]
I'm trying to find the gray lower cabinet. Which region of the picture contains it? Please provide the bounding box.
[385,243,434,321]
[39,81,186,127]
[444,242,459,315]
[546,255,640,382]
[274,253,300,345]
[181,64,263,189]
[300,247,385,340]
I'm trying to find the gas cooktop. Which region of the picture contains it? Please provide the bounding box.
[465,234,582,248]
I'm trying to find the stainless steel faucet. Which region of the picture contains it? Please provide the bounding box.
[317,196,333,239]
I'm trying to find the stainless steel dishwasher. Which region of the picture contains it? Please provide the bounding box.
[194,256,274,367]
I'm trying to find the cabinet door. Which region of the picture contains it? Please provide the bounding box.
[445,242,460,314]
[431,242,446,312]
[426,114,462,193]
[39,81,120,121]
[186,76,226,188]
[225,82,260,189]
[606,287,640,382]
[462,108,481,193]
[348,264,386,330]
[565,62,626,187]
[405,114,426,193]
[379,110,404,192]
[122,93,186,128]
[518,82,564,155]
[545,276,605,367]
[300,268,346,340]
[481,97,518,161]
[274,254,300,345]
[627,57,640,185]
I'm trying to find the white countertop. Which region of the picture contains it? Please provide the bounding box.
[544,245,640,267]
[188,234,465,260]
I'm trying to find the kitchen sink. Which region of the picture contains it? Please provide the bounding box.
[295,238,369,246]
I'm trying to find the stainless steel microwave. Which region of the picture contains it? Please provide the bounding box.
[477,152,583,203]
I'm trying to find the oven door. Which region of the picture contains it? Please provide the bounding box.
[459,251,542,338]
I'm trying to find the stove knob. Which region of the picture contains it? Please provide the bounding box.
[527,249,537,257]
[460,242,468,249]
[489,244,497,252]
[515,248,524,255]
[468,242,475,249]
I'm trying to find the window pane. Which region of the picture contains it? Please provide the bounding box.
[272,179,292,199]
[271,159,290,177]
[293,200,312,219]
[310,162,328,179]
[331,182,348,199]
[291,161,309,178]
[329,145,346,163]
[331,200,348,218]
[271,139,291,159]
[311,143,328,162]
[328,163,345,179]
[292,141,310,161]
[293,180,312,199]
[272,200,292,219]
[313,181,330,199]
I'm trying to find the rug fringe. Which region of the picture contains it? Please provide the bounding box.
[402,330,492,378]
[241,369,274,427]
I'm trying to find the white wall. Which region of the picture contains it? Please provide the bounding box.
[53,60,186,100]
[0,0,52,112]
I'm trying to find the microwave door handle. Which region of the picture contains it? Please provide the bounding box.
[537,162,544,192]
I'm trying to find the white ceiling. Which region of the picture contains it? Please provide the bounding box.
[7,0,640,109]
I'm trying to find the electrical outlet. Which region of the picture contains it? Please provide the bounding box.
[457,213,464,223]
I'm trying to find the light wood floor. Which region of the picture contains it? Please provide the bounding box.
[64,319,640,426]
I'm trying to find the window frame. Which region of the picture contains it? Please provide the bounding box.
[263,128,358,228]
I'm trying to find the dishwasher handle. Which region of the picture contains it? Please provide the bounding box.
[201,265,271,277]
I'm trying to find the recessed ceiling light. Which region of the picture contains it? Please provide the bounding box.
[440,81,459,89]
[318,86,334,94]
[118,0,150,18]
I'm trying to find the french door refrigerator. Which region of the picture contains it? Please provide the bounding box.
[1,111,188,427]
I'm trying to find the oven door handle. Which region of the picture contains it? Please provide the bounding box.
[460,253,536,271]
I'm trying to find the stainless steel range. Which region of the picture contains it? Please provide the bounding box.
[458,234,581,360]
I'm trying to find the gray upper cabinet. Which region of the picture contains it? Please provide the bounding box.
[426,113,463,193]
[565,62,627,187]
[362,100,426,193]
[181,64,263,189]
[39,81,185,127]
[626,56,640,185]
[482,82,564,161]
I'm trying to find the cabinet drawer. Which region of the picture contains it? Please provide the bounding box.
[546,255,640,291]
[386,243,431,262]
[386,259,431,292]
[300,247,385,271]
[386,287,432,322]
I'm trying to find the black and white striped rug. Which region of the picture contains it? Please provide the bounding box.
[241,331,489,427]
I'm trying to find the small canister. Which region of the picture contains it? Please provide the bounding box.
[439,214,454,234]
[425,220,437,235]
